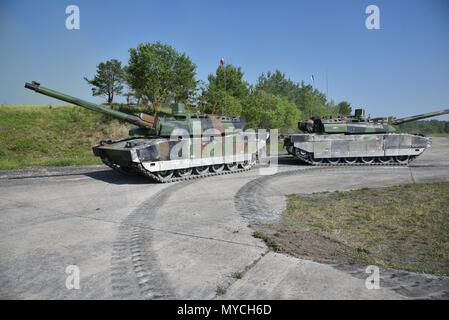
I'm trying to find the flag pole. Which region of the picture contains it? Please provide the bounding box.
[224,59,226,115]
[220,58,226,115]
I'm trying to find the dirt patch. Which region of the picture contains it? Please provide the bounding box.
[251,222,359,264]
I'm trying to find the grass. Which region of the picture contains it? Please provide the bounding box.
[255,182,449,276]
[253,231,282,252]
[428,133,449,137]
[215,285,227,296]
[231,272,244,279]
[0,104,134,170]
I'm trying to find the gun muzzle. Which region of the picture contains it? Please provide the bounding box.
[25,81,40,91]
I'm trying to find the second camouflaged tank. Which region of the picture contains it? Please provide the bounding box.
[25,81,267,182]
[283,108,449,165]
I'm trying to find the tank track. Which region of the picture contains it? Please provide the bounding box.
[101,157,253,183]
[293,152,417,167]
[132,163,252,183]
[101,157,138,176]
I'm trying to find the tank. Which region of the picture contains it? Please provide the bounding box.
[283,107,449,165]
[25,81,267,182]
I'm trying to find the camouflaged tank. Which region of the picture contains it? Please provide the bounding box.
[283,108,449,166]
[25,81,267,182]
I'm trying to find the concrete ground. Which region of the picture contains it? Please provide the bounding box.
[0,137,448,299]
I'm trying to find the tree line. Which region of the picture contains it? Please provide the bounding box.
[398,120,449,134]
[84,41,448,133]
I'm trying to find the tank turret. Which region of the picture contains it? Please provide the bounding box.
[298,108,449,134]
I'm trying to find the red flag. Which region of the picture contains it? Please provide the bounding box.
[220,58,224,65]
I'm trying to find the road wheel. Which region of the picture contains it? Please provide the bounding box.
[210,164,225,173]
[326,158,341,165]
[239,160,253,170]
[193,166,210,175]
[361,157,375,164]
[156,170,174,181]
[309,156,323,164]
[377,156,393,164]
[225,162,239,171]
[343,157,358,164]
[175,167,193,177]
[394,156,409,164]
[294,148,307,158]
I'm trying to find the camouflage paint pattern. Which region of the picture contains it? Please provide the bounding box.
[284,133,430,159]
[299,108,449,134]
[25,81,266,181]
[286,107,447,164]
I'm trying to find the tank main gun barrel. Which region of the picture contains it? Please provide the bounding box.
[24,81,154,128]
[391,109,449,125]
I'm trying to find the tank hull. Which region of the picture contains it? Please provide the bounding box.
[93,132,267,182]
[283,133,431,165]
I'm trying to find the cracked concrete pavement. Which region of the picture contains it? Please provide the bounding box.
[1,137,448,299]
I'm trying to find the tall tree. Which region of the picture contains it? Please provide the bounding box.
[337,101,352,115]
[243,90,301,131]
[255,71,338,119]
[84,59,125,105]
[126,42,197,115]
[255,70,298,98]
[201,64,250,115]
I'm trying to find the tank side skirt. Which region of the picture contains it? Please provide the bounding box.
[287,133,430,166]
[140,153,254,172]
[132,162,252,183]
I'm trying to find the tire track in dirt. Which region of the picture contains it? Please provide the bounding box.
[110,181,194,299]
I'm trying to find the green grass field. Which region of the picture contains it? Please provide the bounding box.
[0,104,135,170]
[255,182,449,276]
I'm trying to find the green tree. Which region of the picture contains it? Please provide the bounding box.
[337,101,352,115]
[255,70,298,98]
[84,59,125,105]
[201,64,250,115]
[292,82,329,118]
[126,42,197,115]
[255,71,337,119]
[243,91,300,131]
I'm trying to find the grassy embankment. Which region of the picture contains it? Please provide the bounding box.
[254,182,449,276]
[0,104,163,170]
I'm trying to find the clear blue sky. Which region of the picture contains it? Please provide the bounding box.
[1,0,448,119]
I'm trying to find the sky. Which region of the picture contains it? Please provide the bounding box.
[1,0,448,120]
